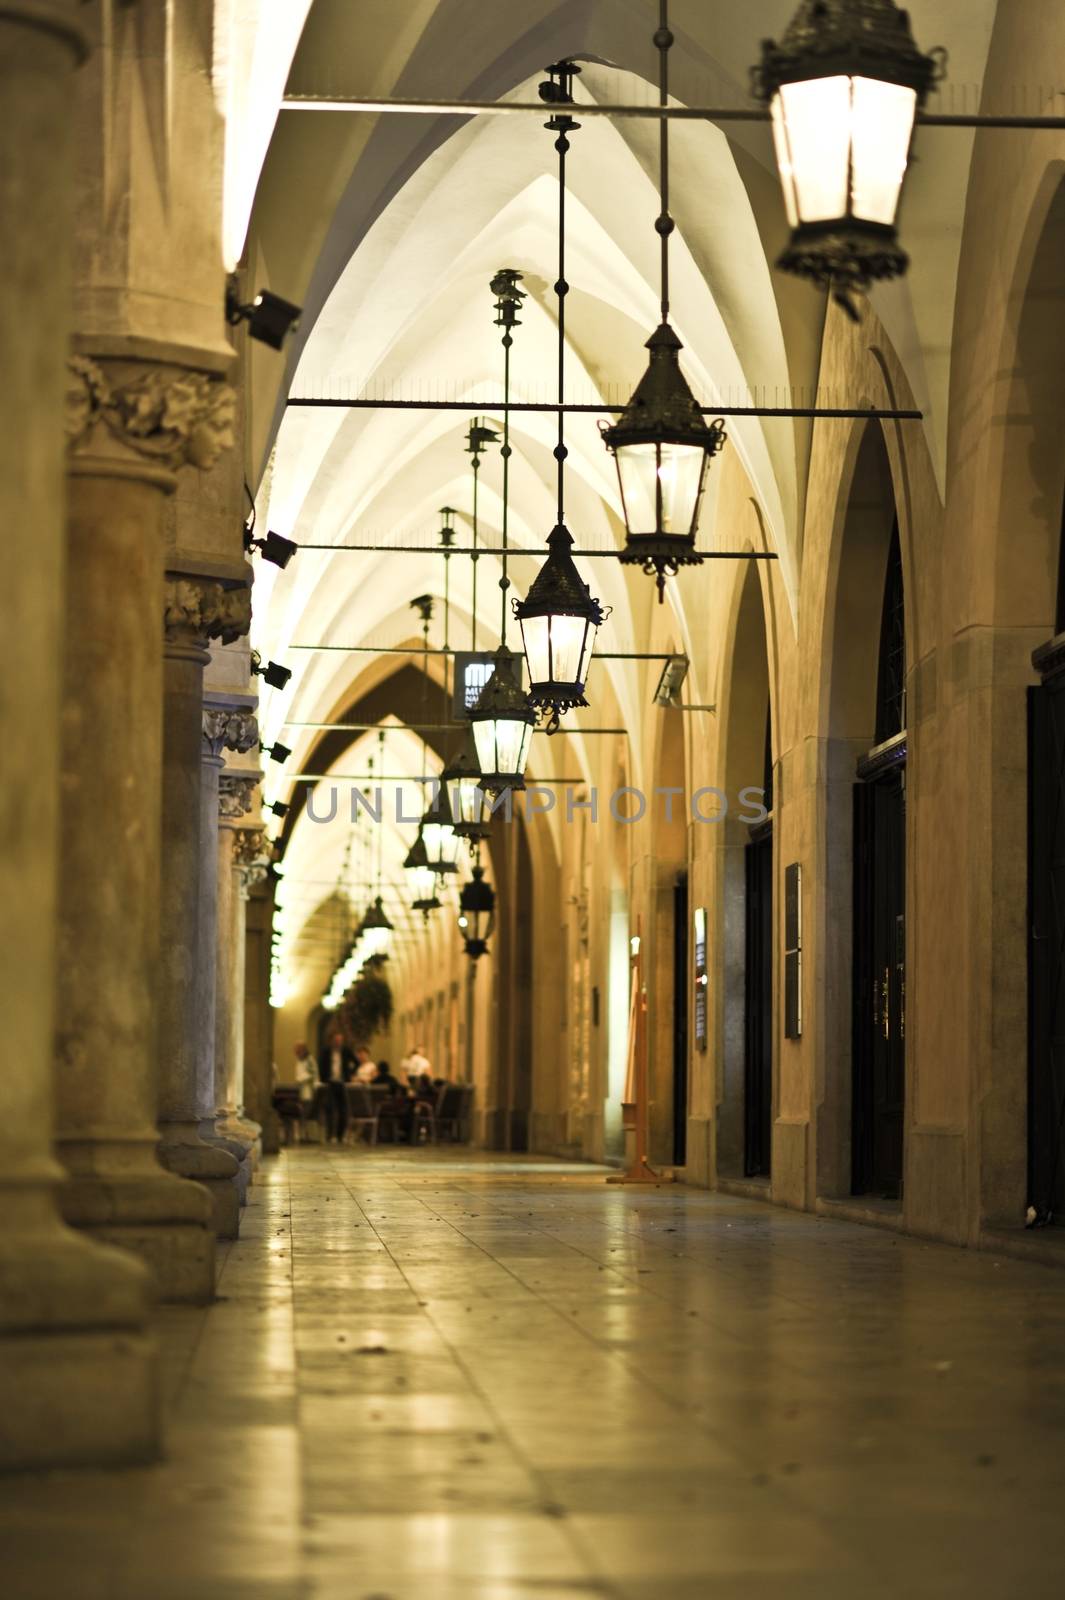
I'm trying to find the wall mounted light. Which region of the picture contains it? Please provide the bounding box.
[226,281,303,349]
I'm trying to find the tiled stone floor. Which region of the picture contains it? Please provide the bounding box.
[5,1147,1065,1599]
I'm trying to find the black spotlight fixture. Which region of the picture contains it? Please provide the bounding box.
[458,863,496,961]
[269,801,289,819]
[263,741,291,765]
[514,61,608,732]
[751,0,944,313]
[226,280,303,349]
[600,5,726,602]
[244,528,298,570]
[251,651,293,691]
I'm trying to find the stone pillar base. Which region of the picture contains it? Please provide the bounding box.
[0,1225,160,1470]
[203,1126,252,1205]
[59,1166,216,1305]
[158,1130,242,1240]
[220,1115,262,1169]
[1,1328,160,1471]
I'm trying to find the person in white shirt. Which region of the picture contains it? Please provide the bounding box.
[354,1048,377,1084]
[406,1045,431,1081]
[293,1042,316,1103]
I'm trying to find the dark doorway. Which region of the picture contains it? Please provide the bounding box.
[1029,646,1065,1222]
[852,522,907,1199]
[744,825,773,1176]
[672,874,689,1166]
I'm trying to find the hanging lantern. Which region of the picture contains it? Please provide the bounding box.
[752,0,944,308]
[421,783,461,875]
[360,894,393,958]
[442,728,491,845]
[601,325,726,601]
[468,646,536,794]
[458,864,496,960]
[514,523,608,729]
[404,830,440,918]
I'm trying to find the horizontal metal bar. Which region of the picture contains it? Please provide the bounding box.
[287,395,922,421]
[285,646,690,657]
[291,546,779,559]
[277,774,585,784]
[282,722,626,734]
[281,96,1065,131]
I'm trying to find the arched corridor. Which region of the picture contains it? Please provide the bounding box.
[4,0,1065,1592]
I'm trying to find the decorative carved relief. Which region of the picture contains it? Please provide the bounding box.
[66,356,236,472]
[203,707,259,760]
[233,828,273,892]
[218,774,259,821]
[166,576,251,648]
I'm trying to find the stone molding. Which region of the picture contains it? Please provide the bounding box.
[203,707,259,760]
[218,774,259,821]
[65,356,236,474]
[166,576,251,650]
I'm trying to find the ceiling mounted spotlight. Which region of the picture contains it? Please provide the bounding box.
[225,281,303,349]
[245,528,298,570]
[269,801,289,819]
[752,0,945,313]
[600,3,726,602]
[251,652,293,691]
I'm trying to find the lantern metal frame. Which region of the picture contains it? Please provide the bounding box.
[458,863,496,961]
[751,0,945,307]
[598,4,727,601]
[421,781,462,876]
[359,893,394,958]
[404,829,441,918]
[442,725,491,847]
[600,322,726,599]
[468,645,537,795]
[513,62,608,729]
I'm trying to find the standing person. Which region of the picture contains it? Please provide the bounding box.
[317,1030,355,1143]
[292,1041,317,1144]
[407,1043,431,1082]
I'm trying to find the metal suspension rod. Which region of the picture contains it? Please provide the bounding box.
[657,0,672,321]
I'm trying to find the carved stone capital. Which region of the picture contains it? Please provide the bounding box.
[66,356,236,474]
[218,774,259,821]
[233,828,274,892]
[166,575,251,649]
[203,707,259,760]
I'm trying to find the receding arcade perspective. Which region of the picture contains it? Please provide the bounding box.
[3,1,1065,1596]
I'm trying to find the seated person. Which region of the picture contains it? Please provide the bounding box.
[371,1059,405,1095]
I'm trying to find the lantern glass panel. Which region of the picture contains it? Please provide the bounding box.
[615,440,707,537]
[850,77,917,225]
[474,715,531,780]
[422,819,460,870]
[521,613,591,688]
[410,864,437,901]
[774,76,851,223]
[453,774,487,827]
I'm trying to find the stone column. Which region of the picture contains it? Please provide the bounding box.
[212,776,261,1189]
[57,357,236,1306]
[156,583,253,1240]
[0,0,160,1470]
[245,877,280,1155]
